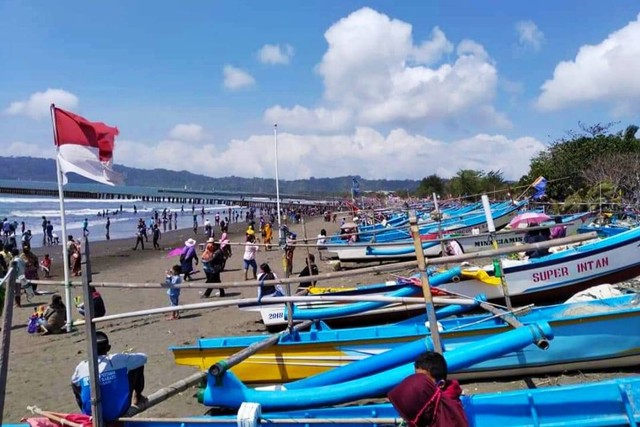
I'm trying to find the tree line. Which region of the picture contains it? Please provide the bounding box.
[414,122,640,212]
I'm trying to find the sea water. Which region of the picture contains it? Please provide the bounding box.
[0,195,245,249]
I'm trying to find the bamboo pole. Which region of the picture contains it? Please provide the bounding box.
[30,231,598,291]
[0,265,17,425]
[81,237,103,427]
[85,295,476,325]
[123,371,206,417]
[409,211,442,353]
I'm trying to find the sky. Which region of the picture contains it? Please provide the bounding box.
[1,1,639,182]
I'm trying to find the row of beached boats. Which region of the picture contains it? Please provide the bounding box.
[14,200,640,426]
[151,202,640,426]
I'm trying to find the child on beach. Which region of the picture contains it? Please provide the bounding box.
[40,254,52,278]
[164,265,182,320]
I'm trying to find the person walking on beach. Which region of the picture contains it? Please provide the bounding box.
[67,236,82,276]
[180,238,199,281]
[46,221,54,245]
[192,214,198,234]
[71,331,148,421]
[164,265,182,320]
[41,216,47,245]
[201,239,226,298]
[152,224,161,250]
[133,229,145,250]
[284,232,296,277]
[106,216,111,240]
[243,231,259,280]
[263,222,273,251]
[82,218,89,237]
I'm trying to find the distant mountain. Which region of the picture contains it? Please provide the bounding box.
[0,156,420,196]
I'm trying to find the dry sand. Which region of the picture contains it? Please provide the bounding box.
[2,215,637,421]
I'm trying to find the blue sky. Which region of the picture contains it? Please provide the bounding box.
[1,1,639,181]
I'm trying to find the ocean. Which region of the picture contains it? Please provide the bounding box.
[0,195,247,248]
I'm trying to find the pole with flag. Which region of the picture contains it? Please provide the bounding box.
[50,104,122,331]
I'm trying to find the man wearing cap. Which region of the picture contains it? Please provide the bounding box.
[71,331,148,421]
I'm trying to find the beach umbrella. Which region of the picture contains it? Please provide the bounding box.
[341,222,358,229]
[509,212,551,229]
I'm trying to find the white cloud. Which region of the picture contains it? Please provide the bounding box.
[4,89,79,119]
[286,7,503,130]
[5,142,54,158]
[257,44,295,65]
[515,20,544,51]
[169,123,204,141]
[537,14,640,112]
[263,105,352,132]
[223,65,256,90]
[115,128,543,181]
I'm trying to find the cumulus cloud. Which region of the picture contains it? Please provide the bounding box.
[169,123,204,141]
[515,20,544,51]
[4,89,79,119]
[270,7,503,132]
[537,14,640,112]
[257,44,295,65]
[223,65,256,90]
[115,128,543,181]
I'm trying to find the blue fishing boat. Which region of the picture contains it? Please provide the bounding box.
[118,377,640,427]
[200,322,551,410]
[173,292,640,385]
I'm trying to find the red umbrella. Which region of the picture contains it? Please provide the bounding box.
[509,212,551,229]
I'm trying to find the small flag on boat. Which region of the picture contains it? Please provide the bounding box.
[532,176,547,200]
[52,106,123,186]
[352,178,361,197]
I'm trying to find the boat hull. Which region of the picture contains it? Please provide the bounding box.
[172,294,640,384]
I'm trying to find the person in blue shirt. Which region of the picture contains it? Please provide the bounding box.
[71,331,147,422]
[164,264,182,319]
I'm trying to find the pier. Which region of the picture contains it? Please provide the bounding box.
[0,179,338,210]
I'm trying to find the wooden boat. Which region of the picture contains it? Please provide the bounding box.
[172,293,640,385]
[199,322,551,410]
[119,377,640,427]
[438,225,640,305]
[329,201,524,262]
[238,266,462,330]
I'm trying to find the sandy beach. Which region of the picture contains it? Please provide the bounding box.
[2,214,638,422]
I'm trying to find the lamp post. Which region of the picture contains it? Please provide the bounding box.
[274,124,284,246]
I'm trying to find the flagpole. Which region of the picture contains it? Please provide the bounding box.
[273,124,283,247]
[50,104,74,332]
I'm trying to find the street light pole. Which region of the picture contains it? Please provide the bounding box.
[274,124,284,246]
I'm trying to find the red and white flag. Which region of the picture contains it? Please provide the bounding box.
[52,106,123,186]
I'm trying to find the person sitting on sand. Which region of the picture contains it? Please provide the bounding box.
[257,262,285,303]
[38,294,67,334]
[75,286,106,318]
[297,253,319,295]
[388,351,469,427]
[71,331,148,422]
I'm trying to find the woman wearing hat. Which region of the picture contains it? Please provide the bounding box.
[180,238,199,281]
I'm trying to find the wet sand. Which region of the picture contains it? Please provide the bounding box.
[2,215,637,421]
